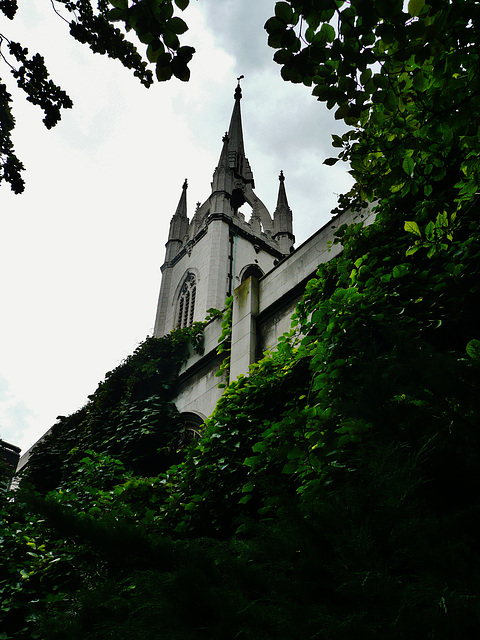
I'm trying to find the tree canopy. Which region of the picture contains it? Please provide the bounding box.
[0,0,193,193]
[2,0,480,215]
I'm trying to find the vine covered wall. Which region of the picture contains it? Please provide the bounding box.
[2,197,480,637]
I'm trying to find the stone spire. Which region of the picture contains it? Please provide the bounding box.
[226,77,254,186]
[273,171,295,254]
[165,179,189,261]
[210,78,255,216]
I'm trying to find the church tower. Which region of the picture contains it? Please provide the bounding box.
[153,81,295,338]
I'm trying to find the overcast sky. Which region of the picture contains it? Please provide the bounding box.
[0,0,353,454]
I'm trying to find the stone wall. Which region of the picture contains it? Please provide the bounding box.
[173,205,375,420]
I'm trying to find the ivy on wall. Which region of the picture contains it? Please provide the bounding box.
[3,200,480,635]
[20,322,208,493]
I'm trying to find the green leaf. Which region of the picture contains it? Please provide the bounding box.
[156,61,173,82]
[107,7,125,21]
[163,29,180,50]
[404,220,421,237]
[335,104,350,120]
[275,1,294,23]
[167,17,188,35]
[171,56,190,81]
[110,0,127,8]
[320,23,335,43]
[235,523,247,534]
[390,182,405,193]
[408,0,425,17]
[147,41,164,63]
[265,16,287,33]
[466,339,480,360]
[373,73,389,89]
[324,157,339,166]
[402,155,414,175]
[274,48,291,64]
[383,90,398,111]
[392,263,411,278]
[282,461,298,474]
[405,246,419,256]
[175,0,189,9]
[425,220,435,240]
[426,243,436,257]
[413,70,428,92]
[360,68,372,85]
[176,46,195,63]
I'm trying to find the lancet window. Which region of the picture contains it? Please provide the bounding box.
[177,273,197,328]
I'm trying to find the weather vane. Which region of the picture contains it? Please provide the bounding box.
[235,75,244,100]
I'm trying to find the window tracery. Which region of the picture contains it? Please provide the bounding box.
[177,273,196,328]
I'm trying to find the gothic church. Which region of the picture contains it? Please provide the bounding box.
[153,81,295,339]
[17,82,373,471]
[153,81,374,426]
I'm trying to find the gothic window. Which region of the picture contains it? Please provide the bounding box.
[177,273,196,328]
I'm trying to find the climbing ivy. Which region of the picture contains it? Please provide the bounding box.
[20,323,208,493]
[5,200,480,635]
[215,295,233,384]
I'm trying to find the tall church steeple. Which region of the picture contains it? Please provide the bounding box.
[210,78,272,228]
[225,78,254,187]
[154,83,294,338]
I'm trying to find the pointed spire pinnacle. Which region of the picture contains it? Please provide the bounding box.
[167,179,190,254]
[174,178,188,218]
[273,171,295,254]
[276,171,289,209]
[211,79,254,199]
[226,77,247,177]
[208,82,274,232]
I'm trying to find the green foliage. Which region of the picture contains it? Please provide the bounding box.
[7,209,480,636]
[21,327,205,492]
[0,37,73,193]
[215,295,233,384]
[266,0,480,236]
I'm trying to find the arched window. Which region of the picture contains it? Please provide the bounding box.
[177,273,197,328]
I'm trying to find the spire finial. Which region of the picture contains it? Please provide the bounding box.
[235,75,244,100]
[279,170,285,183]
[182,178,188,190]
